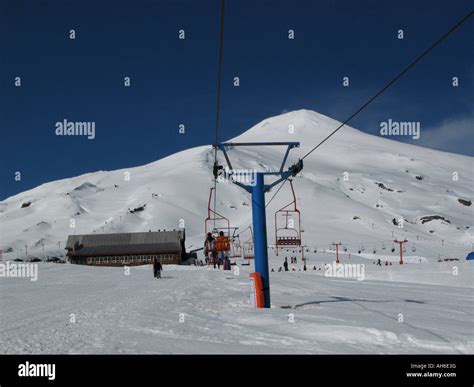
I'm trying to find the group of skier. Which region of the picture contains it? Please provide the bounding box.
[279,256,307,272]
[204,231,231,270]
[374,258,393,266]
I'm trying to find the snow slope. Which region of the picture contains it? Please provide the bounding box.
[1,109,472,261]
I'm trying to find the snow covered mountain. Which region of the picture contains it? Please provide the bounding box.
[1,109,473,260]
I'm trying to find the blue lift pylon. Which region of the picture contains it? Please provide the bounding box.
[213,142,303,308]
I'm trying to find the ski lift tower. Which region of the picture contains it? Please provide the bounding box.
[214,142,303,308]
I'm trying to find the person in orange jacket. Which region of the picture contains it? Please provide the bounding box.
[215,231,230,268]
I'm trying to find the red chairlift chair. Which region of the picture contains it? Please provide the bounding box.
[241,225,255,260]
[205,188,230,238]
[229,228,242,260]
[243,240,254,259]
[274,179,304,261]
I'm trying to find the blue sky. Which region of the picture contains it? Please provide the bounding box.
[0,0,473,200]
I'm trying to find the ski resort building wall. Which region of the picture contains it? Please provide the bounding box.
[65,230,186,266]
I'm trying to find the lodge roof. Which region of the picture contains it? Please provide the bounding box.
[66,230,184,257]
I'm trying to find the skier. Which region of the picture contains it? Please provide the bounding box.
[284,257,289,272]
[153,258,158,278]
[153,258,163,279]
[204,232,217,268]
[215,231,230,269]
[223,254,231,270]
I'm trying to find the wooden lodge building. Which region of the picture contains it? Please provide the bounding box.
[65,230,186,266]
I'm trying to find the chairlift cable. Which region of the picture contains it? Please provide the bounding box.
[247,11,473,228]
[213,0,226,229]
[301,10,472,161]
